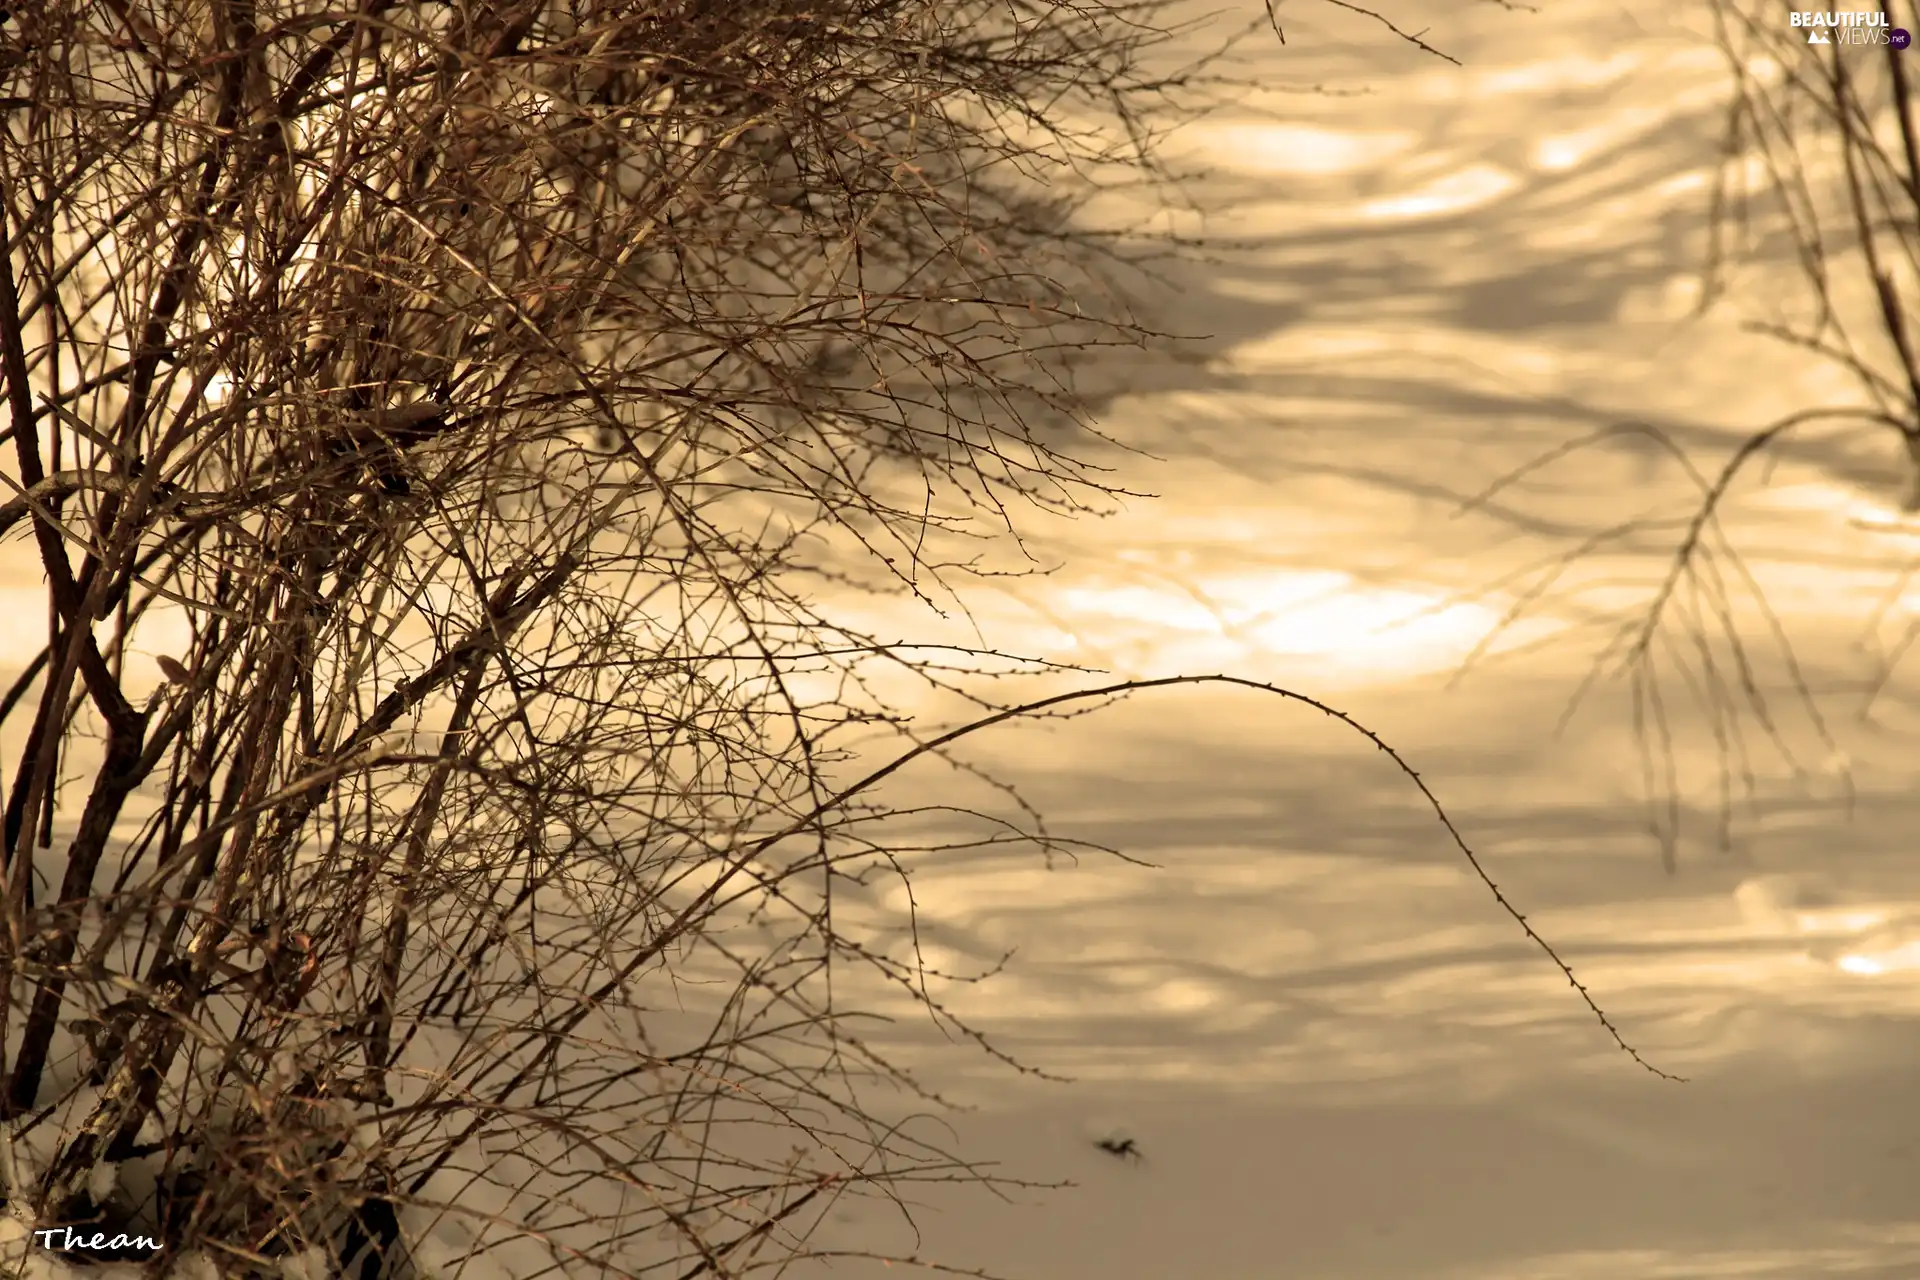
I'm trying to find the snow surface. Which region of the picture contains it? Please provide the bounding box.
[9,1,1920,1278]
[756,2,1920,1277]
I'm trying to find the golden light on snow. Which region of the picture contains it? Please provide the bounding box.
[1473,51,1645,96]
[1358,163,1520,219]
[1040,571,1534,682]
[1831,931,1920,976]
[1532,137,1587,172]
[1241,578,1503,661]
[1184,123,1417,175]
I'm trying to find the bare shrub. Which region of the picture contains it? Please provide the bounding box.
[0,2,1617,1278]
[1700,0,1920,494]
[1610,5,1920,854]
[1450,8,1920,864]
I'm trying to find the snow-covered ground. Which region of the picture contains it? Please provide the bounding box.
[760,1,1920,1277]
[11,1,1920,1278]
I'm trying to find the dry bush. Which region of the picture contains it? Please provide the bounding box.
[0,3,1602,1279]
[1609,4,1920,854]
[1701,0,1920,485]
[1452,8,1920,864]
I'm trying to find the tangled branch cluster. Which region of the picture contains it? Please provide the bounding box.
[0,0,1207,1273]
[0,2,1603,1277]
